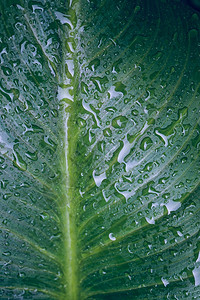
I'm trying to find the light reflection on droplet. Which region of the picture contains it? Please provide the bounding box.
[193,267,200,286]
[109,233,116,241]
[93,170,106,187]
[161,277,169,287]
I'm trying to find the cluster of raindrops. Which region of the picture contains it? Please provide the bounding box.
[75,0,200,295]
[0,0,77,295]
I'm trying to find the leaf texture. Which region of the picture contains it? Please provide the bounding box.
[0,0,200,299]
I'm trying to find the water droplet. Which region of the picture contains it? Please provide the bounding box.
[111,58,122,73]
[127,244,134,254]
[65,59,74,78]
[137,179,143,184]
[193,266,200,286]
[57,85,73,102]
[93,170,106,187]
[2,66,12,76]
[1,180,9,189]
[2,251,11,256]
[82,99,100,127]
[140,137,153,151]
[102,189,111,202]
[3,193,12,200]
[109,233,116,241]
[43,111,49,118]
[88,58,100,71]
[131,109,139,116]
[13,151,27,171]
[161,277,169,287]
[112,116,128,129]
[40,212,49,220]
[177,231,183,237]
[99,268,107,275]
[77,118,86,128]
[145,217,155,225]
[161,200,181,215]
[108,82,126,98]
[158,177,169,184]
[162,193,170,199]
[18,272,26,278]
[0,157,5,164]
[55,11,74,29]
[103,128,112,137]
[25,151,38,161]
[115,183,135,200]
[51,109,58,117]
[2,219,8,225]
[155,107,188,146]
[91,76,108,93]
[142,162,153,172]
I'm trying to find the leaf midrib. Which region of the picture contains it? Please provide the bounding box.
[58,3,81,300]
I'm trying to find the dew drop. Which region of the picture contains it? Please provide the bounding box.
[88,58,100,71]
[112,116,128,129]
[2,251,11,256]
[13,151,27,171]
[161,277,169,287]
[145,217,155,225]
[103,127,112,137]
[161,200,181,215]
[25,151,38,161]
[40,212,49,220]
[18,272,26,278]
[55,11,73,29]
[193,266,200,286]
[93,170,106,187]
[140,137,153,151]
[109,233,116,241]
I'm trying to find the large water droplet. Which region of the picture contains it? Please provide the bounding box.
[13,151,27,171]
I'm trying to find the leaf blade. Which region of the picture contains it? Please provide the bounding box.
[0,0,200,299]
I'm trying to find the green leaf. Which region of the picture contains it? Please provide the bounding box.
[0,0,200,299]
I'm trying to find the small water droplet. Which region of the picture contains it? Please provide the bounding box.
[140,137,153,151]
[25,151,38,161]
[109,233,116,241]
[18,272,26,278]
[88,58,100,71]
[40,212,49,220]
[161,277,169,287]
[112,116,128,129]
[103,128,112,137]
[3,193,12,200]
[2,251,11,256]
[145,217,155,225]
